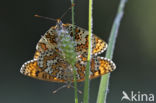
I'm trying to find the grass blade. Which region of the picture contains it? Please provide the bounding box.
[83,0,93,103]
[71,1,78,103]
[96,0,128,103]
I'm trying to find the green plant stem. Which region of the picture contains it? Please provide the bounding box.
[83,0,93,103]
[73,65,78,103]
[71,0,78,103]
[96,0,128,103]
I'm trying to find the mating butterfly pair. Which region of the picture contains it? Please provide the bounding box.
[20,19,116,87]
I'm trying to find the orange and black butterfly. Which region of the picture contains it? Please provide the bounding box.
[20,18,116,90]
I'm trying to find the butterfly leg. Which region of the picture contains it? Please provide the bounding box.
[52,85,67,94]
[52,81,72,94]
[70,85,82,94]
[66,81,82,94]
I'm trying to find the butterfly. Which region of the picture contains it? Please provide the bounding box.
[21,49,116,82]
[35,19,108,57]
[20,18,116,89]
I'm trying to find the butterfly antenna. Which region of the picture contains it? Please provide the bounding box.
[34,14,57,22]
[60,4,75,20]
[52,85,67,94]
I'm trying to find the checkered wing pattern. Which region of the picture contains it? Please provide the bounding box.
[36,24,107,56]
[21,50,71,83]
[75,55,116,82]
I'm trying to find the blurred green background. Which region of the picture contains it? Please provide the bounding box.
[0,0,156,103]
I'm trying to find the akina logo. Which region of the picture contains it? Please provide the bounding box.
[121,91,155,102]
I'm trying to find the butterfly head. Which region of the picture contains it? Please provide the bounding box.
[56,19,63,30]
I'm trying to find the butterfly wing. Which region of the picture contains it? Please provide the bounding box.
[89,57,116,79]
[36,26,59,52]
[36,24,107,56]
[75,55,116,82]
[20,50,72,83]
[33,51,40,59]
[65,24,107,56]
[20,59,65,82]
